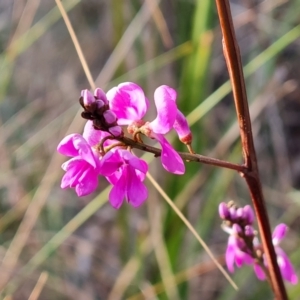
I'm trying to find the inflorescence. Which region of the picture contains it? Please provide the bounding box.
[57,82,192,208]
[219,201,298,284]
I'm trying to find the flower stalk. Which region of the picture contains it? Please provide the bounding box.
[215,0,288,298]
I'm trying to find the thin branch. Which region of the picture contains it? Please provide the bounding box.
[119,136,246,173]
[215,0,287,299]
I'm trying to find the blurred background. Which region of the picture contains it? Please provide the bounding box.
[1,0,300,299]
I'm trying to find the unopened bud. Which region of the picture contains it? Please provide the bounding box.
[232,223,242,235]
[94,88,108,104]
[82,89,95,106]
[104,110,117,125]
[243,205,254,224]
[244,225,254,237]
[173,110,192,145]
[109,126,123,137]
[219,202,230,219]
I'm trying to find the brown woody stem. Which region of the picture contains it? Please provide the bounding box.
[118,136,246,173]
[215,0,287,299]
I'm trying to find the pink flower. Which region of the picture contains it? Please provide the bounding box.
[254,224,298,284]
[57,133,101,196]
[220,202,298,285]
[107,82,185,174]
[225,235,254,272]
[99,149,148,209]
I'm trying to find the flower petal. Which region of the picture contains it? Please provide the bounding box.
[253,264,266,280]
[57,134,81,157]
[276,247,298,284]
[126,166,148,207]
[99,150,123,176]
[272,224,288,246]
[149,85,177,134]
[155,134,185,174]
[225,243,236,273]
[107,82,148,125]
[83,120,109,147]
[75,168,99,197]
[72,135,97,168]
[173,109,192,144]
[109,168,127,209]
[123,151,148,174]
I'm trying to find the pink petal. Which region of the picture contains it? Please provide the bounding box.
[254,264,266,280]
[155,134,185,174]
[61,160,82,188]
[107,82,149,125]
[225,243,235,273]
[272,224,288,245]
[126,166,148,207]
[276,247,298,284]
[58,133,96,168]
[109,168,127,209]
[120,150,148,174]
[173,109,192,144]
[57,134,81,157]
[61,158,99,196]
[83,121,109,147]
[149,85,177,134]
[72,135,97,168]
[75,168,99,197]
[99,151,123,176]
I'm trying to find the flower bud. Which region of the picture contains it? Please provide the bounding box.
[229,206,237,221]
[244,225,254,237]
[236,207,244,219]
[94,88,108,104]
[82,89,95,106]
[219,202,230,219]
[243,205,254,224]
[173,110,192,145]
[109,125,123,137]
[104,110,117,125]
[232,223,242,235]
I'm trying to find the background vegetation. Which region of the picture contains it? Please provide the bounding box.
[0,0,300,299]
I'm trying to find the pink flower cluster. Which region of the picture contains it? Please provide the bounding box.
[57,83,191,209]
[219,202,298,284]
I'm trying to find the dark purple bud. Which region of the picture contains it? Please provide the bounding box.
[219,202,230,219]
